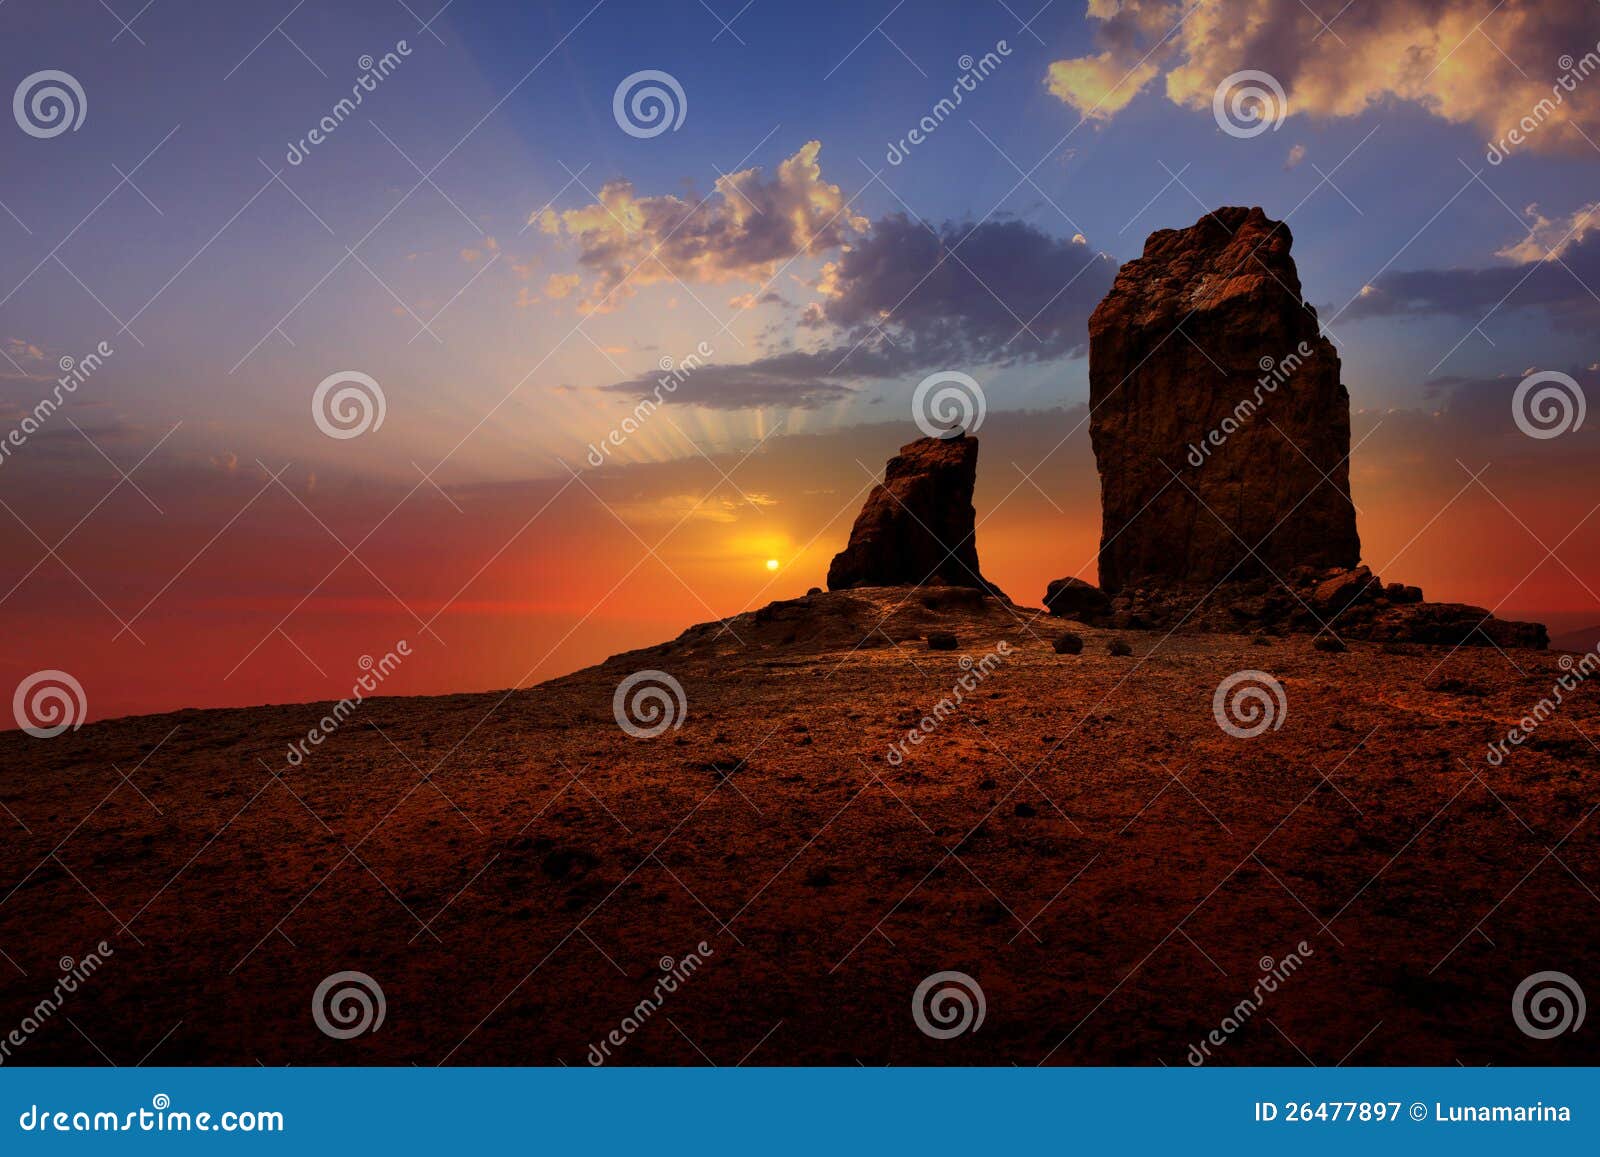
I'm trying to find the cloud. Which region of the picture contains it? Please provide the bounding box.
[542,140,868,313]
[1284,143,1306,170]
[1045,0,1600,156]
[1045,51,1158,120]
[544,273,581,300]
[1493,201,1600,264]
[611,492,775,524]
[4,338,44,362]
[598,214,1116,409]
[459,235,499,263]
[1344,203,1600,327]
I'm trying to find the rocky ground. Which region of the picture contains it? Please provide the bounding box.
[1,586,1597,1066]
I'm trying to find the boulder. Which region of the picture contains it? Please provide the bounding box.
[1088,206,1359,592]
[1312,566,1381,613]
[1044,576,1112,621]
[827,432,1004,597]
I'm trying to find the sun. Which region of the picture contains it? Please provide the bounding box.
[765,558,780,571]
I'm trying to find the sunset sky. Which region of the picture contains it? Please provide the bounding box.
[3,0,1599,721]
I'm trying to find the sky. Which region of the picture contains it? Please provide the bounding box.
[2,0,1599,722]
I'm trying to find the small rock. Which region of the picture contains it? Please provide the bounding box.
[1014,802,1038,818]
[927,631,958,651]
[1312,635,1347,653]
[806,586,822,596]
[1108,638,1133,656]
[1250,635,1271,647]
[1052,631,1084,655]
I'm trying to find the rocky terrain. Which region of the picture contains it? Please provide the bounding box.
[0,589,1595,1066]
[0,206,1584,1068]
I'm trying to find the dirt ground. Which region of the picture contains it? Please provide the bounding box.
[2,587,1597,1066]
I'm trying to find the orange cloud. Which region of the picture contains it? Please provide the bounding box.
[1046,0,1600,156]
[543,141,867,313]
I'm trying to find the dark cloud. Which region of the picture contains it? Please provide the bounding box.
[1344,229,1600,328]
[599,215,1115,410]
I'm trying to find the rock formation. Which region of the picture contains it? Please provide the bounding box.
[1071,206,1546,648]
[1088,205,1359,592]
[827,432,1004,597]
